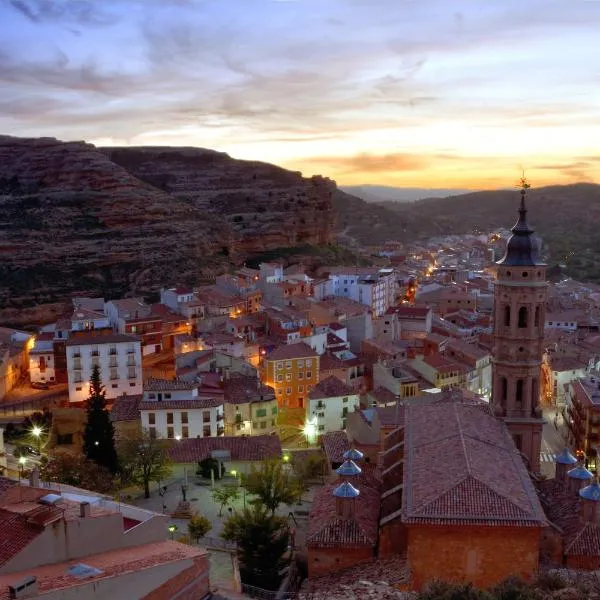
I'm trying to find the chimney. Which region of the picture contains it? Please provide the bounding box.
[80,501,91,518]
[8,576,37,599]
[28,468,40,489]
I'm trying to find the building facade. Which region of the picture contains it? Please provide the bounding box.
[65,333,143,404]
[491,181,547,473]
[307,375,360,434]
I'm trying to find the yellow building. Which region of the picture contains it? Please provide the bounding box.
[262,343,319,409]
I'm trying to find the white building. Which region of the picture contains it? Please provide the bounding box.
[29,333,55,385]
[160,287,196,313]
[70,307,110,332]
[326,268,397,317]
[104,298,151,332]
[259,262,284,283]
[65,333,142,403]
[139,379,224,439]
[545,311,579,332]
[307,375,360,434]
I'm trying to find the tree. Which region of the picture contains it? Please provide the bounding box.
[221,505,290,590]
[293,453,325,502]
[83,365,119,473]
[39,453,114,493]
[418,581,494,600]
[242,459,298,515]
[117,428,172,499]
[197,457,224,479]
[211,484,240,516]
[188,513,212,543]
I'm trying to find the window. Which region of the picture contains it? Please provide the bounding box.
[260,421,267,429]
[256,408,267,418]
[297,360,304,368]
[306,371,312,379]
[203,425,211,437]
[252,422,258,429]
[129,382,136,387]
[318,425,325,432]
[167,426,174,439]
[501,377,507,403]
[516,379,524,406]
[111,383,118,389]
[286,387,292,395]
[531,378,538,410]
[504,305,510,327]
[534,306,540,327]
[181,412,188,424]
[91,346,99,357]
[76,386,82,391]
[149,413,156,425]
[271,419,276,426]
[298,372,304,380]
[342,406,348,417]
[165,393,172,400]
[149,427,156,439]
[110,368,118,380]
[298,385,304,393]
[518,307,528,328]
[305,359,312,366]
[128,367,137,379]
[277,374,283,382]
[276,362,284,370]
[109,345,117,355]
[342,397,348,403]
[286,373,292,382]
[286,361,292,369]
[167,413,174,424]
[182,426,189,438]
[203,411,211,423]
[513,434,523,451]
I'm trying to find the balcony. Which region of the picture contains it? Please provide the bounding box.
[126,358,136,367]
[216,412,224,421]
[109,349,117,355]
[72,352,81,359]
[128,372,137,380]
[91,350,99,357]
[127,348,135,354]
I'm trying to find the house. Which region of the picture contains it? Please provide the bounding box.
[104,298,162,355]
[565,376,600,470]
[387,306,432,339]
[46,408,87,454]
[65,332,143,404]
[542,354,588,407]
[445,339,492,398]
[379,402,547,590]
[223,374,278,436]
[372,361,421,399]
[70,307,110,332]
[167,434,282,475]
[110,395,143,441]
[0,474,210,599]
[262,342,320,409]
[28,332,56,385]
[545,311,580,332]
[140,379,224,439]
[307,376,360,435]
[0,328,33,400]
[408,352,465,391]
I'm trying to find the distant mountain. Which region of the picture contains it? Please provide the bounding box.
[341,184,473,203]
[335,183,600,282]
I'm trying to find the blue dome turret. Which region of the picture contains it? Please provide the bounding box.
[579,477,600,502]
[343,448,364,461]
[568,465,593,481]
[333,481,360,498]
[555,448,578,465]
[335,459,362,477]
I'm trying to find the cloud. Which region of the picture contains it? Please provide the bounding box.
[9,0,118,26]
[299,153,430,175]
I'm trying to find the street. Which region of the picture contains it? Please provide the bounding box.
[540,407,569,478]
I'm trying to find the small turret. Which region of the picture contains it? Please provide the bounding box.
[579,476,600,524]
[335,459,362,477]
[554,448,578,485]
[343,448,364,462]
[567,463,593,494]
[333,481,360,519]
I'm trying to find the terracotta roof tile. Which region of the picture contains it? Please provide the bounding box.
[66,333,140,347]
[403,403,547,526]
[145,378,198,392]
[321,431,350,465]
[265,342,319,361]
[167,434,281,463]
[223,374,275,405]
[139,398,222,411]
[307,481,380,548]
[309,376,353,400]
[0,508,43,567]
[110,395,142,422]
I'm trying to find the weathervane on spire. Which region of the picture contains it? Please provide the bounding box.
[516,171,530,217]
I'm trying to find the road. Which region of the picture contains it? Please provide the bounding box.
[540,407,569,478]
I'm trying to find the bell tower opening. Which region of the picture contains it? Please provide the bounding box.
[491,176,546,474]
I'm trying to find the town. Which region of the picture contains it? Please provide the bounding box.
[2,187,600,599]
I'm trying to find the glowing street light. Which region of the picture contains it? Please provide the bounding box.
[168,524,178,540]
[18,456,27,483]
[282,454,290,463]
[31,426,43,454]
[303,421,317,447]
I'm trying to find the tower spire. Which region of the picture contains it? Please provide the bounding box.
[519,173,530,220]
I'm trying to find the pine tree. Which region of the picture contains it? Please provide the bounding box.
[83,365,119,473]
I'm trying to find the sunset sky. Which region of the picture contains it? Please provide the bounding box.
[1,0,599,189]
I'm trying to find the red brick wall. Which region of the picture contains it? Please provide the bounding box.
[142,555,210,600]
[407,524,541,590]
[308,545,374,577]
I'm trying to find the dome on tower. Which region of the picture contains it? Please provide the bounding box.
[555,448,578,465]
[335,459,362,477]
[497,180,545,267]
[567,465,594,481]
[343,448,364,461]
[333,481,360,498]
[579,477,600,501]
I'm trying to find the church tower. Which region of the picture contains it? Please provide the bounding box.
[491,177,547,473]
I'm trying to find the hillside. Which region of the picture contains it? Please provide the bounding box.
[339,183,600,282]
[341,184,471,203]
[0,136,337,322]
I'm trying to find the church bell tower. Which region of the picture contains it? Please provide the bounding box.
[491,177,547,473]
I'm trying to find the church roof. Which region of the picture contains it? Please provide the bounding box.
[555,448,578,465]
[567,465,594,481]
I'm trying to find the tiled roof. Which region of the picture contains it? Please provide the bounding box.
[110,395,142,422]
[265,342,319,361]
[307,481,380,548]
[66,333,140,347]
[0,477,17,497]
[321,431,350,464]
[388,306,430,318]
[145,378,198,392]
[167,434,281,463]
[0,508,43,567]
[368,386,398,406]
[309,375,353,400]
[319,353,346,371]
[139,398,222,411]
[403,402,547,526]
[223,374,275,405]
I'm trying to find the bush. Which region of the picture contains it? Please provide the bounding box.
[188,513,212,542]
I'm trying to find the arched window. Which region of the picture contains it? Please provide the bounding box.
[531,378,538,410]
[501,377,507,406]
[534,306,540,327]
[518,307,528,328]
[516,379,524,406]
[504,306,511,327]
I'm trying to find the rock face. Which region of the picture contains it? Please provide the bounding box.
[0,136,336,314]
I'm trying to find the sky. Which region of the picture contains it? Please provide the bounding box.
[1,0,600,189]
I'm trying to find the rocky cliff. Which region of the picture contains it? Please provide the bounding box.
[0,136,336,319]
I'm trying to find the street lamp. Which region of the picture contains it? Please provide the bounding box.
[31,426,43,454]
[18,456,27,483]
[303,421,316,447]
[168,524,177,540]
